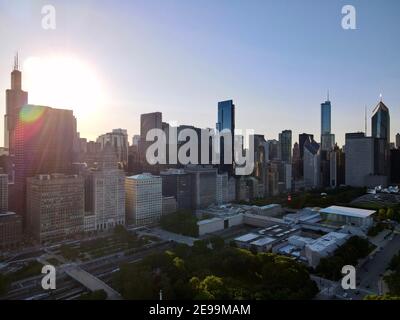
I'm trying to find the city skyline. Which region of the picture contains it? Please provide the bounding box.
[1,0,400,146]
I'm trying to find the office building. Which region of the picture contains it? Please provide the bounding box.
[216,172,228,205]
[26,174,85,243]
[185,166,217,209]
[85,144,125,232]
[139,112,162,165]
[266,139,280,161]
[160,168,192,210]
[13,105,77,224]
[0,212,22,249]
[345,132,388,187]
[299,133,314,160]
[125,173,162,226]
[162,196,177,215]
[0,173,22,249]
[372,101,390,142]
[303,138,320,189]
[396,133,400,149]
[4,54,28,155]
[97,129,129,168]
[0,174,8,213]
[216,100,235,174]
[279,130,292,163]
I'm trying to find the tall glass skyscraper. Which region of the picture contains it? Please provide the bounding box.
[279,130,292,163]
[372,101,390,142]
[321,100,331,135]
[321,98,335,151]
[216,100,235,173]
[217,100,235,133]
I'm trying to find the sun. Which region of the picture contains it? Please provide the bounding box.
[23,55,107,127]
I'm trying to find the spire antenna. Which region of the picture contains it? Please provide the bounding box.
[364,106,367,135]
[327,89,330,101]
[14,52,19,71]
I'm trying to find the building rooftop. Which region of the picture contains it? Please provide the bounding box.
[258,204,280,210]
[197,217,222,225]
[127,173,160,180]
[250,236,276,247]
[234,233,261,243]
[306,232,348,253]
[320,206,376,219]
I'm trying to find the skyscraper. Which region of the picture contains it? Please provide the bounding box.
[345,132,388,187]
[27,174,84,243]
[371,101,390,142]
[396,133,400,149]
[303,138,320,189]
[216,100,235,173]
[125,173,162,226]
[139,112,162,165]
[12,105,77,224]
[321,99,331,135]
[85,144,126,231]
[299,133,314,160]
[4,54,28,156]
[321,98,335,151]
[97,128,129,169]
[279,130,292,163]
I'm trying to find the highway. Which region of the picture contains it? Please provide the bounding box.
[3,241,172,300]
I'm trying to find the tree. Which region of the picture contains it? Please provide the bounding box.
[386,208,395,220]
[378,208,387,221]
[0,274,10,297]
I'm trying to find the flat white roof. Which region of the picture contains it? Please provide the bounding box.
[197,217,222,225]
[235,233,260,243]
[250,236,276,246]
[307,232,348,252]
[320,206,376,219]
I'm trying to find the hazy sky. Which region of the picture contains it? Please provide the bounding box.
[1,0,399,146]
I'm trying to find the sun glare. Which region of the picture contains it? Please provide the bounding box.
[23,55,106,124]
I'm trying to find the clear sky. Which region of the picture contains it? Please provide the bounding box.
[1,0,399,146]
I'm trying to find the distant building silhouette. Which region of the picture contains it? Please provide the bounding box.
[12,105,77,227]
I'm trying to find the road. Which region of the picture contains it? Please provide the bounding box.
[333,232,400,300]
[2,241,172,300]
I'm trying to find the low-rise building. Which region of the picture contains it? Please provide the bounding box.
[197,217,225,236]
[319,206,375,229]
[305,232,349,267]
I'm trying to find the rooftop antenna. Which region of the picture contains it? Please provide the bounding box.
[364,106,367,135]
[14,52,19,71]
[327,89,330,101]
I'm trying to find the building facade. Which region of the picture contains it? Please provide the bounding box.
[125,173,162,226]
[13,105,77,225]
[85,145,125,232]
[160,168,192,210]
[26,174,84,243]
[4,55,28,155]
[97,129,129,168]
